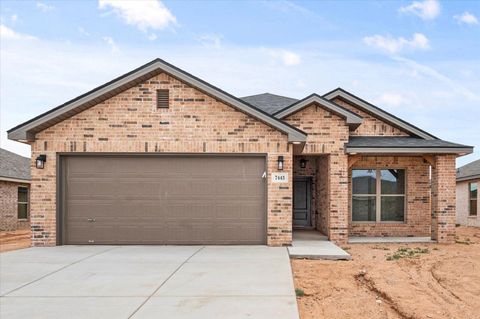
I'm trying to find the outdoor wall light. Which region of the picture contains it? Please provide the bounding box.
[35,155,46,169]
[300,159,307,169]
[277,156,284,171]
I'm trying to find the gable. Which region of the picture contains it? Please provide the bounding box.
[283,103,349,154]
[32,73,287,156]
[274,94,363,128]
[324,88,437,140]
[8,58,306,143]
[35,73,290,151]
[333,97,410,137]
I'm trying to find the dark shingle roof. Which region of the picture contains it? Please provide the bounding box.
[0,148,31,181]
[240,93,298,115]
[457,159,480,182]
[347,137,471,148]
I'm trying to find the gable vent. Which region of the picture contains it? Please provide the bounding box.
[157,89,169,108]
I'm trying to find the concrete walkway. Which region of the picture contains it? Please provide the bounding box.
[288,230,351,260]
[0,246,299,319]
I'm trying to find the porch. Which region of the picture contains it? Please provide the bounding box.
[290,148,463,246]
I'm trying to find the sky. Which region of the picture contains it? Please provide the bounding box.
[0,0,479,166]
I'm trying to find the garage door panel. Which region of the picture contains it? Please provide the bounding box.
[63,155,266,245]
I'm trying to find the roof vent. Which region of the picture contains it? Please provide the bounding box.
[157,89,169,108]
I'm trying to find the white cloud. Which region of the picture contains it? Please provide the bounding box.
[36,2,55,12]
[263,0,314,16]
[269,49,301,66]
[393,56,480,102]
[399,0,440,20]
[102,36,119,53]
[376,92,406,107]
[78,27,90,37]
[0,24,36,40]
[363,33,429,54]
[454,12,479,25]
[198,33,223,48]
[147,33,157,41]
[98,0,177,32]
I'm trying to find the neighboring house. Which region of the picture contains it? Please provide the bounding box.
[456,159,479,227]
[0,148,31,231]
[7,58,473,247]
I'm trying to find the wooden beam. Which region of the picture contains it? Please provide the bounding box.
[422,155,436,168]
[348,155,362,169]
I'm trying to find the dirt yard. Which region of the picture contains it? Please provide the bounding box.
[292,227,480,319]
[0,230,31,253]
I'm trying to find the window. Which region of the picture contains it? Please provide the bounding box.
[18,187,29,220]
[470,182,478,216]
[352,169,406,222]
[156,89,169,108]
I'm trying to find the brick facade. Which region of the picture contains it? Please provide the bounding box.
[30,73,292,246]
[0,181,30,231]
[431,155,457,244]
[333,98,410,136]
[456,179,480,227]
[284,104,350,244]
[23,70,459,246]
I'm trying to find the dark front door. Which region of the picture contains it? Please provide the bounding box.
[293,177,311,227]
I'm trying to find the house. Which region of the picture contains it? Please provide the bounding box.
[456,159,479,227]
[7,58,473,246]
[0,148,31,231]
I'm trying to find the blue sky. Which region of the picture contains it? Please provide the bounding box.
[1,0,479,166]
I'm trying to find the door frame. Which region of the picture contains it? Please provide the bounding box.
[56,152,268,245]
[293,176,312,228]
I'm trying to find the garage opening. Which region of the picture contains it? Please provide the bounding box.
[59,155,266,245]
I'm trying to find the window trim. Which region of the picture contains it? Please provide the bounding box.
[351,168,407,224]
[469,182,478,217]
[17,186,29,220]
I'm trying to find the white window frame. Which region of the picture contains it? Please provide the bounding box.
[17,186,29,220]
[351,168,407,224]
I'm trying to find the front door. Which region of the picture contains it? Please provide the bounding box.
[293,177,311,227]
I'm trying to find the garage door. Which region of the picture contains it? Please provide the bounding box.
[61,155,266,245]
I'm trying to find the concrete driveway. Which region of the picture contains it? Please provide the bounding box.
[0,245,299,319]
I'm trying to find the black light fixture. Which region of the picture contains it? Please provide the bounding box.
[277,156,284,171]
[35,155,46,169]
[300,159,307,169]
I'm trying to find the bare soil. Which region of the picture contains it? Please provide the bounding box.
[292,227,480,319]
[0,229,31,252]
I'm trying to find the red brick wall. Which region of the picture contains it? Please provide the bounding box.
[30,72,293,246]
[348,156,431,237]
[0,181,30,231]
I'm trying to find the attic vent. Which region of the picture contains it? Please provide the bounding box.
[157,89,169,108]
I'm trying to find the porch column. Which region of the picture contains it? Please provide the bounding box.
[431,155,456,243]
[328,153,349,245]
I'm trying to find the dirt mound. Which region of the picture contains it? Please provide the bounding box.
[292,227,480,319]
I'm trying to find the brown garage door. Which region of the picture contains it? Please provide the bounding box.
[61,155,266,245]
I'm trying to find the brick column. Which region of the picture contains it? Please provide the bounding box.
[431,155,456,244]
[328,153,349,245]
